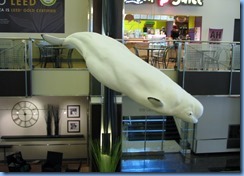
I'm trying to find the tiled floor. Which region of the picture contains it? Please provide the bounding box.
[121,152,241,173]
[0,152,240,173]
[121,139,241,173]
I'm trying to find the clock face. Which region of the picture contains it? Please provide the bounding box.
[11,101,39,128]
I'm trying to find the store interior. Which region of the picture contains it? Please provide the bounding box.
[124,14,202,41]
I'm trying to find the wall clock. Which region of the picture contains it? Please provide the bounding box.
[11,101,39,128]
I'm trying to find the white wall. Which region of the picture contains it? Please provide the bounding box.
[0,96,88,136]
[125,0,240,41]
[0,0,89,38]
[32,70,90,96]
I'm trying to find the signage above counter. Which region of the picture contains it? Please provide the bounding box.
[124,0,203,6]
[133,14,174,21]
[124,0,155,4]
[170,0,203,6]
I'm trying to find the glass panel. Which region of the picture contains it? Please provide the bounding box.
[181,42,233,71]
[122,115,166,154]
[179,121,194,155]
[231,44,240,70]
[0,39,29,69]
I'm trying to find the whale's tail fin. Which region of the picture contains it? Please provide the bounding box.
[41,34,65,46]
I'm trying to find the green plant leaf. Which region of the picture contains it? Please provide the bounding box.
[90,138,121,172]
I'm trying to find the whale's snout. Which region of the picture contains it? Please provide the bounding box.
[191,102,204,123]
[196,102,204,119]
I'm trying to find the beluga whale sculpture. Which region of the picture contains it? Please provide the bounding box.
[41,32,203,123]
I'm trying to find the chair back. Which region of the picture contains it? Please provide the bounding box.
[46,151,63,165]
[6,151,31,172]
[133,47,139,56]
[7,152,24,165]
[134,43,149,57]
[77,159,82,171]
[38,41,55,58]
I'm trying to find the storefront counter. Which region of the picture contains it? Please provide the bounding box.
[124,38,149,43]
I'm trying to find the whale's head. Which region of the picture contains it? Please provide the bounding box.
[173,98,204,123]
[147,93,203,124]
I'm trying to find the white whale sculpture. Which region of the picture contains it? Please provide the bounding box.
[41,32,203,123]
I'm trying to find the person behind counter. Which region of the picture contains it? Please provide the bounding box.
[170,25,179,69]
[171,25,179,40]
[161,27,167,36]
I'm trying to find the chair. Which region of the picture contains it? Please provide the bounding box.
[42,151,63,172]
[203,45,228,70]
[133,42,149,62]
[152,46,171,69]
[66,48,74,68]
[34,40,56,68]
[65,159,82,172]
[133,46,148,62]
[40,45,56,68]
[6,151,31,172]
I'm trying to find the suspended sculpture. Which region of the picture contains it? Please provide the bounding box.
[41,32,203,123]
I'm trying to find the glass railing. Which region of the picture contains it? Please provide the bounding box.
[0,39,29,70]
[124,39,240,71]
[178,41,240,71]
[0,38,87,70]
[0,38,240,71]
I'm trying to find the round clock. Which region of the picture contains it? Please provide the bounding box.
[11,101,39,128]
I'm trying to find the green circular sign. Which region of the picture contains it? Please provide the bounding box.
[40,0,57,6]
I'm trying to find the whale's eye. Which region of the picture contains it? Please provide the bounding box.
[188,112,193,116]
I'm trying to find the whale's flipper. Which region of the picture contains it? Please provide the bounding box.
[148,97,164,107]
[41,34,65,46]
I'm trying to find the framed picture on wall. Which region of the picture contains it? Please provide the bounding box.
[67,105,80,118]
[67,120,80,133]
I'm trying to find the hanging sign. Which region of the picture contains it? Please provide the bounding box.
[0,0,64,33]
[171,0,203,6]
[158,0,203,6]
[208,28,223,41]
[125,0,203,6]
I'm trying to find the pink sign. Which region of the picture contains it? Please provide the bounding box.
[208,28,223,41]
[158,0,169,7]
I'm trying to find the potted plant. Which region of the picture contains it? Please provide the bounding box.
[90,139,121,172]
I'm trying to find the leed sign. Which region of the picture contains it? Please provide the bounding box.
[0,0,64,33]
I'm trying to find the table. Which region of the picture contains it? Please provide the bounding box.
[0,144,13,164]
[137,46,166,64]
[44,45,67,68]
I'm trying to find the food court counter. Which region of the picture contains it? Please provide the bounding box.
[124,38,149,44]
